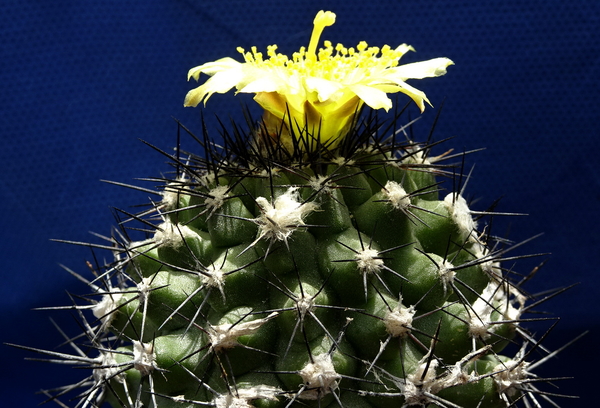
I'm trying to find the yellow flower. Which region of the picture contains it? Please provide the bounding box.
[185,10,453,151]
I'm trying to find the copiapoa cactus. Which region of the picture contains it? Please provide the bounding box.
[12,10,580,408]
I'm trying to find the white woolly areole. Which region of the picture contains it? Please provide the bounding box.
[296,294,315,319]
[493,358,530,398]
[384,303,415,338]
[437,259,456,294]
[137,277,152,303]
[468,282,498,338]
[472,245,502,280]
[202,264,226,297]
[209,312,278,352]
[392,347,490,405]
[410,358,438,387]
[154,219,197,247]
[214,385,281,408]
[355,248,384,275]
[254,187,317,242]
[92,291,123,323]
[444,193,477,240]
[205,185,230,212]
[93,351,123,384]
[161,177,189,210]
[297,353,341,400]
[435,346,490,392]
[132,340,156,377]
[383,180,411,210]
[469,281,525,339]
[402,357,439,405]
[308,175,333,194]
[331,156,354,166]
[404,148,432,165]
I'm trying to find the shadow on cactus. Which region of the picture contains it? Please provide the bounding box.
[9,9,583,408]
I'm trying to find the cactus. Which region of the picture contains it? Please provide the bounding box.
[13,10,577,408]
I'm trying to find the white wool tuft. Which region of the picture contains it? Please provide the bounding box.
[383,181,411,210]
[254,187,317,243]
[297,353,341,400]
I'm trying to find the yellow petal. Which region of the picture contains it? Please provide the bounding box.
[388,57,454,80]
[187,57,241,80]
[254,92,288,118]
[348,84,393,111]
[395,81,431,112]
[184,68,245,107]
[319,95,362,120]
[304,77,343,102]
[393,44,416,58]
[238,73,281,94]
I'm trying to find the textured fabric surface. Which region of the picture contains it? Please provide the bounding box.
[1,1,598,406]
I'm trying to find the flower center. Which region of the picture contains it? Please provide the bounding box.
[236,16,410,85]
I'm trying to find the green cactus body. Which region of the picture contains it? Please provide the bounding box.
[14,10,574,408]
[74,118,544,408]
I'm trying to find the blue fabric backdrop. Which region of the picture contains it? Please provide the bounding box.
[1,1,598,406]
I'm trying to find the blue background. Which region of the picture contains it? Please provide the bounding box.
[1,1,598,406]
